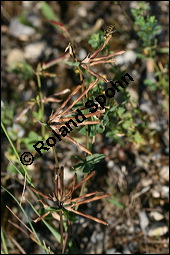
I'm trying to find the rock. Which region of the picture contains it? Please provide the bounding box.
[107,160,115,169]
[78,48,87,61]
[139,99,154,115]
[160,165,169,182]
[7,123,25,139]
[152,189,160,198]
[24,41,46,62]
[6,49,25,69]
[126,87,139,105]
[161,186,169,199]
[115,50,137,66]
[150,211,164,221]
[9,17,35,39]
[148,121,161,131]
[78,6,87,17]
[148,222,168,236]
[138,210,149,235]
[106,248,121,254]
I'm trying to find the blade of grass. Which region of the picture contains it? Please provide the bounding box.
[40,2,60,21]
[1,228,8,254]
[27,199,61,243]
[1,121,31,183]
[1,186,44,249]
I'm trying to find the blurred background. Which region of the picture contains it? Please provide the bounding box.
[1,1,169,254]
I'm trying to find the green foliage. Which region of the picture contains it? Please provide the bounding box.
[32,109,44,121]
[19,10,34,27]
[82,35,145,146]
[79,122,106,137]
[1,102,15,126]
[62,208,78,222]
[10,61,34,80]
[88,31,105,49]
[73,154,105,173]
[65,61,80,67]
[131,1,169,93]
[131,2,161,49]
[133,131,143,144]
[23,131,43,151]
[2,186,47,250]
[1,228,8,254]
[144,78,157,91]
[101,90,145,145]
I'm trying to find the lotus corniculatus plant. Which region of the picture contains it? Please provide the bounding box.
[30,167,110,225]
[48,78,105,155]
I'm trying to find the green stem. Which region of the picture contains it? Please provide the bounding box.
[62,220,70,254]
[52,142,60,169]
[36,72,45,139]
[51,139,64,252]
[76,75,91,211]
[70,42,91,209]
[60,210,64,254]
[1,121,31,183]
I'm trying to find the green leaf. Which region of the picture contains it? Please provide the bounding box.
[23,131,42,151]
[86,154,105,164]
[73,153,105,173]
[103,114,109,125]
[19,11,34,27]
[107,198,124,209]
[117,107,126,116]
[133,131,143,144]
[10,61,34,80]
[62,208,78,222]
[40,1,59,21]
[32,111,43,120]
[7,162,18,174]
[78,126,86,136]
[65,61,80,67]
[1,228,8,254]
[88,31,105,49]
[79,124,102,137]
[136,53,146,59]
[96,124,105,134]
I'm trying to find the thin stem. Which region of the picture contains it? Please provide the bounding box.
[52,137,61,197]
[75,173,88,211]
[60,210,64,254]
[1,121,31,183]
[71,43,92,207]
[52,134,65,253]
[52,143,60,169]
[62,220,70,254]
[36,70,45,139]
[69,38,90,155]
[77,70,90,206]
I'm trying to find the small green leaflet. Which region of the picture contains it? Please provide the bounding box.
[62,208,78,222]
[73,153,105,173]
[65,61,80,67]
